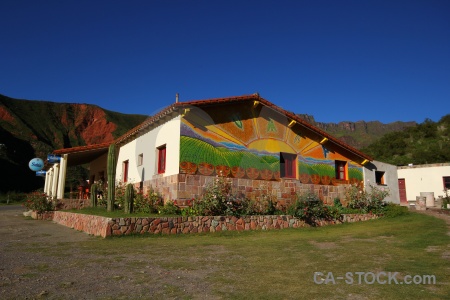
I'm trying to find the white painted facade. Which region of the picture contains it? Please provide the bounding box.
[116,115,181,184]
[397,163,450,201]
[363,160,400,204]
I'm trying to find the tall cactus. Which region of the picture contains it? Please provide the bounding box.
[107,144,117,212]
[90,183,98,207]
[124,183,135,214]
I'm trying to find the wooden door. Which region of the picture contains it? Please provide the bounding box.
[398,178,407,204]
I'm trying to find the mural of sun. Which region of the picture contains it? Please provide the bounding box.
[179,103,363,184]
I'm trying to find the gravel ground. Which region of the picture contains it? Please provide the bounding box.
[0,206,218,300]
[2,205,449,299]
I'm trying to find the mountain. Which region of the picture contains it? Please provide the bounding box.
[0,94,148,193]
[296,114,417,149]
[360,116,450,166]
[0,94,426,193]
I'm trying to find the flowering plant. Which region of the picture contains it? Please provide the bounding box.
[23,191,53,213]
[134,187,163,214]
[287,192,339,226]
[193,175,249,217]
[345,183,389,213]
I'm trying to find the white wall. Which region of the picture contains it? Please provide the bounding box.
[116,115,181,184]
[363,160,400,204]
[397,163,450,200]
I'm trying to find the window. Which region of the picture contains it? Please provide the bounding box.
[335,160,347,180]
[444,176,450,189]
[280,152,296,178]
[157,145,166,174]
[138,153,143,166]
[123,160,129,182]
[375,171,385,185]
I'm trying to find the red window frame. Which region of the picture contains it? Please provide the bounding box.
[335,160,347,180]
[280,152,296,179]
[157,145,166,174]
[443,176,450,189]
[123,160,129,182]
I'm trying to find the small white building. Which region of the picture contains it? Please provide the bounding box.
[397,163,450,205]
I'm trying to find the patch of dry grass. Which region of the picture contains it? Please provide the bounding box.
[61,212,450,299]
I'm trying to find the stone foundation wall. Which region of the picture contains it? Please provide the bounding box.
[342,214,379,223]
[108,215,311,236]
[31,211,54,221]
[31,211,378,238]
[52,211,111,237]
[142,174,350,206]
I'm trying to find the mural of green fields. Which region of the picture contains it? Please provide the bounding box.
[180,136,279,179]
[298,161,363,185]
[180,135,363,184]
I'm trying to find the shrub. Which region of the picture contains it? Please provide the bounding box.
[382,203,409,218]
[442,188,450,209]
[333,198,343,208]
[247,194,282,215]
[134,187,163,214]
[287,192,341,226]
[23,191,54,213]
[0,191,27,203]
[158,201,181,215]
[193,175,250,217]
[345,183,389,214]
[114,181,126,210]
[180,206,200,216]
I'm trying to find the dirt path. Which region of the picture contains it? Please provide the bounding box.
[1,205,449,299]
[0,206,217,300]
[414,208,450,236]
[0,206,97,299]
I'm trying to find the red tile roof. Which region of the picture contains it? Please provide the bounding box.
[53,141,111,155]
[116,93,372,162]
[54,93,373,163]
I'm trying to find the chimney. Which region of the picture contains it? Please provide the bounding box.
[176,93,179,103]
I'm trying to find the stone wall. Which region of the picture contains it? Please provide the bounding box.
[52,211,111,237]
[142,173,349,206]
[32,211,378,238]
[31,211,54,221]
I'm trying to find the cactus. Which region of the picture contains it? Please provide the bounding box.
[124,183,135,214]
[107,144,117,212]
[90,183,98,207]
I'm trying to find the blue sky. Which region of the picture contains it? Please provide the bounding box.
[1,0,449,123]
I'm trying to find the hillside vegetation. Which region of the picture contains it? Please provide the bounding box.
[0,94,148,193]
[297,114,417,149]
[361,115,450,166]
[1,93,448,193]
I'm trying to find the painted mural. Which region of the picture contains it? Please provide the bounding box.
[179,104,363,185]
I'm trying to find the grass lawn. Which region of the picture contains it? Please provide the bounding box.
[64,211,449,299]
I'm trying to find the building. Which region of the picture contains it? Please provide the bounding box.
[397,163,450,205]
[45,94,399,206]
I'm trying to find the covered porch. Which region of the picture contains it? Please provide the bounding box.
[45,142,111,201]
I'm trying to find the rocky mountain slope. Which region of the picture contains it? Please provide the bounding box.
[0,94,418,193]
[297,114,416,149]
[0,94,148,193]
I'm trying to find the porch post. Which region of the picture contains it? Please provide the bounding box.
[51,163,59,200]
[56,154,68,199]
[46,167,53,196]
[44,169,50,195]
